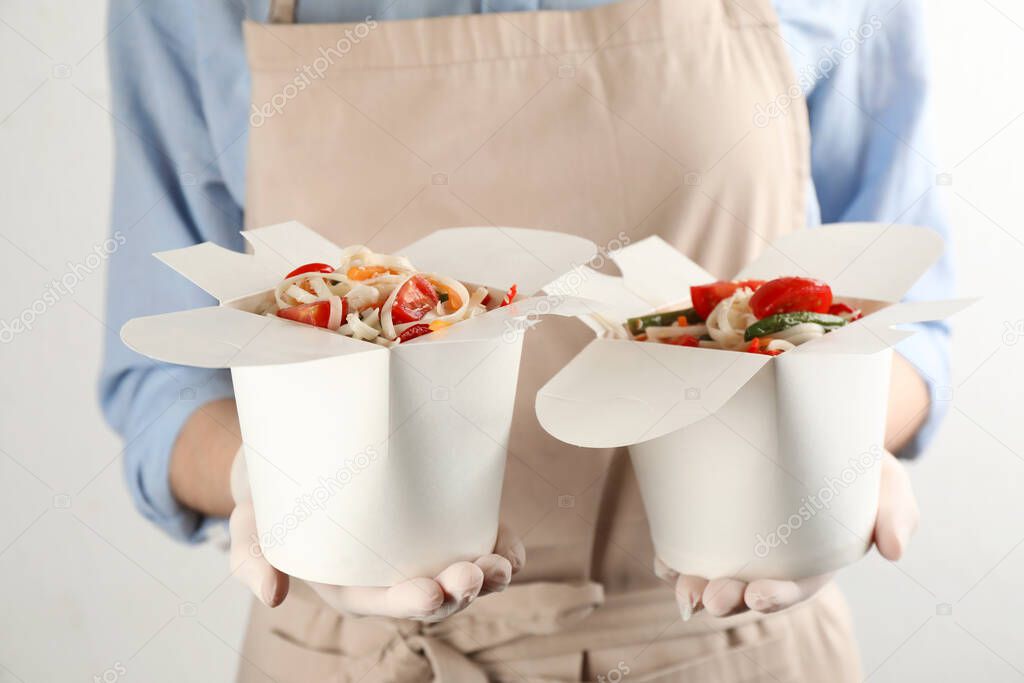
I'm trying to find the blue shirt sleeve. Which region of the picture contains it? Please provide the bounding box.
[99,0,242,541]
[797,0,954,458]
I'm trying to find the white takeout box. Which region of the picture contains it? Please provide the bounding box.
[536,224,971,581]
[121,221,597,586]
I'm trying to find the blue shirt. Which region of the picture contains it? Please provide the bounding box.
[100,0,954,542]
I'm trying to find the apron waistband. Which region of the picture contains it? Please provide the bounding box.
[285,579,781,682]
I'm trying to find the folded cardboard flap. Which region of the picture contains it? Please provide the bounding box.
[861,298,976,327]
[155,222,599,306]
[125,223,602,369]
[571,224,947,328]
[155,241,286,305]
[535,223,972,448]
[607,234,716,308]
[535,296,972,447]
[241,221,347,273]
[155,221,347,304]
[734,223,944,303]
[790,298,974,357]
[120,289,601,370]
[543,267,653,336]
[535,338,771,447]
[401,295,608,346]
[121,306,376,369]
[399,226,598,298]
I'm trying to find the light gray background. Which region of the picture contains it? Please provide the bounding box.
[1,1,1022,681]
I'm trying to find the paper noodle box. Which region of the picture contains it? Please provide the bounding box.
[536,224,970,581]
[121,222,597,586]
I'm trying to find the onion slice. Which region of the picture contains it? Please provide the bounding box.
[327,295,344,331]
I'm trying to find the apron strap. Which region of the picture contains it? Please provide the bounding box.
[267,0,297,24]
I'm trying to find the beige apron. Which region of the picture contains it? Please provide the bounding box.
[237,0,862,680]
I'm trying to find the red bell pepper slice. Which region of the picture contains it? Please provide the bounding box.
[666,335,700,347]
[500,284,518,307]
[745,337,783,356]
[398,323,432,343]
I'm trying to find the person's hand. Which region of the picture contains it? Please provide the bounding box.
[655,450,919,619]
[228,449,525,621]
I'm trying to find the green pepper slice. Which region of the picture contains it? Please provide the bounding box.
[626,307,699,336]
[744,312,847,342]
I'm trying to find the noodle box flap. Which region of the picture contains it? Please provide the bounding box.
[535,223,974,448]
[120,221,599,369]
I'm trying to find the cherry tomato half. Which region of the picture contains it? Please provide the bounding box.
[690,280,765,320]
[749,277,832,319]
[391,275,440,324]
[276,299,347,329]
[285,263,334,279]
[398,323,432,343]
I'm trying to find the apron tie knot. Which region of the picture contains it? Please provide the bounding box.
[372,581,605,682]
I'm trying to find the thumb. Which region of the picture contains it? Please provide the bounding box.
[492,524,526,575]
[229,447,252,505]
[874,451,920,561]
[229,499,289,607]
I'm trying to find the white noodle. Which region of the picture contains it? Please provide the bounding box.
[778,329,824,345]
[310,277,332,299]
[327,296,344,331]
[345,284,380,312]
[271,247,508,344]
[286,284,317,305]
[346,312,380,341]
[645,324,709,341]
[636,285,850,356]
[467,287,489,317]
[766,339,795,352]
[768,322,826,344]
[379,278,403,340]
[420,274,471,324]
[706,288,758,350]
[361,306,381,329]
